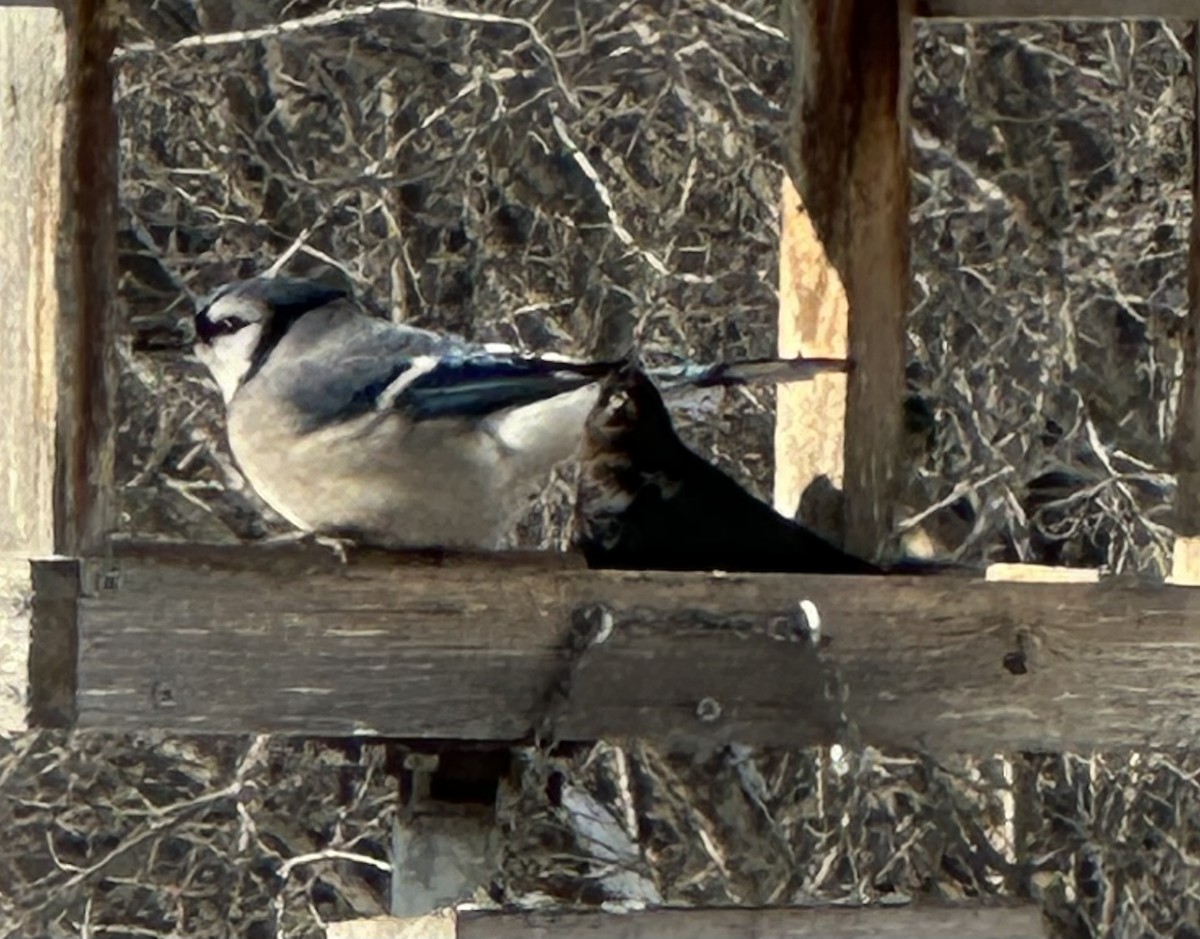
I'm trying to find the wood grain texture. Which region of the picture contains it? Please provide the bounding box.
[328,913,456,939]
[0,7,65,557]
[456,904,1045,939]
[774,175,847,528]
[918,0,1200,16]
[28,543,1200,752]
[0,6,68,730]
[55,0,118,555]
[1174,25,1200,537]
[784,0,913,562]
[28,558,78,728]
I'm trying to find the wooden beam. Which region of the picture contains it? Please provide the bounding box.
[0,1,118,730]
[0,5,68,729]
[774,176,848,532]
[329,912,456,939]
[1172,22,1200,582]
[918,0,1200,17]
[332,904,1044,939]
[28,543,1200,752]
[54,0,118,555]
[0,6,64,558]
[783,1,913,562]
[456,904,1045,939]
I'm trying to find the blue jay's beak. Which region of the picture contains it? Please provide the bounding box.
[131,314,196,354]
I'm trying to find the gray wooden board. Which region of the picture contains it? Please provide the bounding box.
[918,0,1200,16]
[455,904,1045,939]
[26,544,1200,752]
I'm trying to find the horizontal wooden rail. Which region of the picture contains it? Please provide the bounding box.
[329,903,1045,939]
[26,542,1200,752]
[917,0,1200,17]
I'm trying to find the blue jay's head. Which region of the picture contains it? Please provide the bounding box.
[194,276,347,402]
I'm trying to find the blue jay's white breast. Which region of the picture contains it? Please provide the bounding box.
[225,377,600,549]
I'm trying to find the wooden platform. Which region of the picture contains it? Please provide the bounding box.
[24,542,1200,753]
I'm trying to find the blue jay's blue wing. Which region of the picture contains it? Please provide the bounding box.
[397,354,613,421]
[278,312,611,429]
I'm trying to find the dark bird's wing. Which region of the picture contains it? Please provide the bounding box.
[576,367,881,575]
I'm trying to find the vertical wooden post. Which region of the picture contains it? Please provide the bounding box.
[774,176,849,533]
[780,0,913,561]
[1170,21,1200,584]
[0,1,117,730]
[56,0,119,556]
[0,5,69,730]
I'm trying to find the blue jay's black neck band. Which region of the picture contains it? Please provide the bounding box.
[244,279,348,384]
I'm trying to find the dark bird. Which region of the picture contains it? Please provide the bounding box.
[576,367,881,574]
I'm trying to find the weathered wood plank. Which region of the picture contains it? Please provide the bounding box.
[328,913,455,939]
[773,176,848,533]
[27,558,79,728]
[0,6,68,730]
[1172,24,1200,576]
[918,0,1200,17]
[0,1,120,730]
[330,903,1045,939]
[0,7,65,559]
[55,0,118,555]
[784,1,913,562]
[29,543,1200,752]
[455,904,1045,939]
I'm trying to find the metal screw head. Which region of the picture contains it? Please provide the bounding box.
[151,681,177,709]
[796,599,822,644]
[695,697,723,722]
[571,603,615,651]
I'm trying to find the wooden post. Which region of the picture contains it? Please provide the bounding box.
[774,176,849,536]
[0,1,118,730]
[781,0,913,561]
[918,0,1200,16]
[329,902,1045,939]
[0,5,68,730]
[1171,21,1200,584]
[55,0,119,556]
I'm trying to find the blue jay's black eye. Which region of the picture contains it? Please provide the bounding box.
[195,313,252,344]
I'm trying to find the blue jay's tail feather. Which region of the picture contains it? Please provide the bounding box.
[394,353,846,423]
[648,356,849,389]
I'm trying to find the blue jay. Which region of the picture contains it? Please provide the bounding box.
[193,275,848,553]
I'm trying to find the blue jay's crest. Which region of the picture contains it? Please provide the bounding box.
[198,276,347,363]
[195,277,347,342]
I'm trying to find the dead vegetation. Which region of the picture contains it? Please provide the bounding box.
[2,4,1198,938]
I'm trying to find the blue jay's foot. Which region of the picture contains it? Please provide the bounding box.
[259,529,355,563]
[576,368,881,575]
